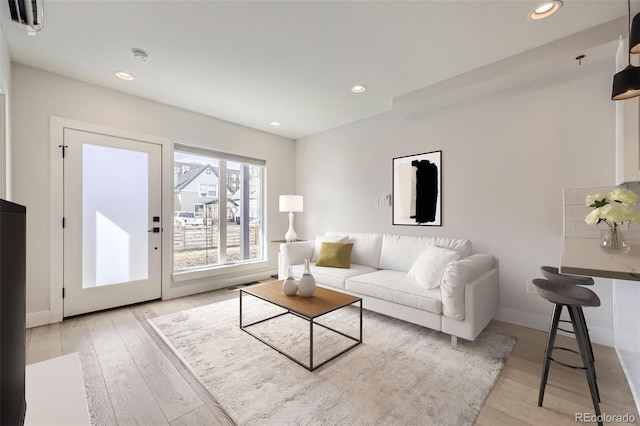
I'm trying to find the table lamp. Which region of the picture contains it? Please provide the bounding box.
[279,195,303,242]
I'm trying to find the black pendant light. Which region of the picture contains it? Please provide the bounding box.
[612,66,640,100]
[612,0,640,100]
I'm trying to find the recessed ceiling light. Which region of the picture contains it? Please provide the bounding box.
[270,121,281,127]
[351,85,367,94]
[115,71,134,81]
[529,1,562,20]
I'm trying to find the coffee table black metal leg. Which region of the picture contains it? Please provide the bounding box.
[239,290,243,328]
[359,300,363,342]
[310,318,314,370]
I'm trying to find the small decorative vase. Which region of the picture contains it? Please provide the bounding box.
[297,259,316,297]
[282,266,298,296]
[600,225,630,254]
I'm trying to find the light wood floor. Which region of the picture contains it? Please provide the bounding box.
[26,287,640,425]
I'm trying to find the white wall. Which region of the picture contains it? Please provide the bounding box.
[11,63,295,321]
[614,279,640,410]
[0,25,11,199]
[295,60,618,345]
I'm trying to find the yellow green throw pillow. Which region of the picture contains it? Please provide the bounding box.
[315,242,354,268]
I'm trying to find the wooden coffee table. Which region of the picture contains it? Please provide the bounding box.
[239,280,362,371]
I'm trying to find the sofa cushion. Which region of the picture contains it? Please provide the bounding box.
[345,270,442,314]
[315,242,354,268]
[441,254,496,320]
[407,245,462,289]
[312,235,349,261]
[326,232,383,268]
[291,263,378,290]
[378,234,471,272]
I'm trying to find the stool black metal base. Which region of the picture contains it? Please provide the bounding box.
[533,279,602,426]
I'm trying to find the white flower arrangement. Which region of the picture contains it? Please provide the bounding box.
[585,188,640,227]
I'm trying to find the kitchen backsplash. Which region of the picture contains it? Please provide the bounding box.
[564,182,640,240]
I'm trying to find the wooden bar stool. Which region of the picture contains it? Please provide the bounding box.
[531,278,602,425]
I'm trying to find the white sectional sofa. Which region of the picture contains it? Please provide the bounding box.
[278,231,499,345]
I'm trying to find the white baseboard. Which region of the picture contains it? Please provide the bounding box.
[495,307,614,347]
[26,310,52,328]
[164,270,276,299]
[495,307,550,332]
[27,271,278,327]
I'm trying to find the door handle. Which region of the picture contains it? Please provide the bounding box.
[148,227,160,233]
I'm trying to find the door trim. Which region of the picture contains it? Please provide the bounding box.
[50,117,172,323]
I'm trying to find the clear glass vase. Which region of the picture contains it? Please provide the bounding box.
[600,225,630,254]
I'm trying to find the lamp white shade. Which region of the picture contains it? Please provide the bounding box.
[279,195,303,212]
[279,195,303,242]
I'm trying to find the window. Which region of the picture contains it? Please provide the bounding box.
[197,181,216,197]
[174,145,265,272]
[198,183,207,197]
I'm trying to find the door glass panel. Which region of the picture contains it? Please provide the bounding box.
[82,144,149,288]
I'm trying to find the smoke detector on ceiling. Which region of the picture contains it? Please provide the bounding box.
[131,48,149,62]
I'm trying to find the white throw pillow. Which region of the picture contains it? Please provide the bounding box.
[406,245,463,289]
[312,235,349,261]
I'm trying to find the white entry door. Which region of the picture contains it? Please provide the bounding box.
[63,128,162,317]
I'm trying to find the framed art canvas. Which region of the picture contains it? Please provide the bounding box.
[392,150,442,226]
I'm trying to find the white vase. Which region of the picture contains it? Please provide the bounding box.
[297,259,316,297]
[282,266,298,296]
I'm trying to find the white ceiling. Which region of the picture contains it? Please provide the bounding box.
[1,1,637,139]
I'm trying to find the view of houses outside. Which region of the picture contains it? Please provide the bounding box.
[173,150,264,271]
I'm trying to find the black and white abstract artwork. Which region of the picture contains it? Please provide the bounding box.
[393,151,442,226]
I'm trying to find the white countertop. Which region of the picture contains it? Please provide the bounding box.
[561,238,640,281]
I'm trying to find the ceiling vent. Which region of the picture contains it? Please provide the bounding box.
[132,48,149,62]
[8,0,44,34]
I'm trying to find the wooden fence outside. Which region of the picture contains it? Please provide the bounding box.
[174,224,259,251]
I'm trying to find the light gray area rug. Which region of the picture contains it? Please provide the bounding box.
[149,296,516,425]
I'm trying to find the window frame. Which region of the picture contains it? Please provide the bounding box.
[172,143,266,277]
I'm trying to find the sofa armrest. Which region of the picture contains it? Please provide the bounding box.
[278,241,314,278]
[463,268,499,332]
[441,266,499,341]
[440,254,496,320]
